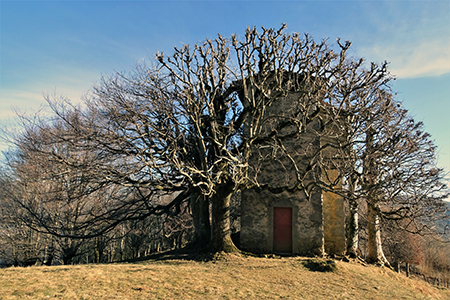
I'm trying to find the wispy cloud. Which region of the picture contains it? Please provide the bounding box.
[367,39,450,79]
[0,77,93,154]
[357,1,450,79]
[0,90,48,120]
[0,71,96,128]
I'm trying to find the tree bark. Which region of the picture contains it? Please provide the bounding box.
[190,192,211,248]
[345,173,359,257]
[210,182,238,253]
[366,201,389,266]
[364,127,389,267]
[346,200,359,257]
[395,261,401,273]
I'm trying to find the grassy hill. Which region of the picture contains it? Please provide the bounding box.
[1,252,449,299]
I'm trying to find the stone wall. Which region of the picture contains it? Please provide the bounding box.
[240,188,324,256]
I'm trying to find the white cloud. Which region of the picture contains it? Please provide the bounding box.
[354,1,450,79]
[367,39,450,79]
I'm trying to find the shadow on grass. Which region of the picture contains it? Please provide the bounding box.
[122,245,225,264]
[303,259,338,272]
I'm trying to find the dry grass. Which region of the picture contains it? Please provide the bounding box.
[1,252,449,299]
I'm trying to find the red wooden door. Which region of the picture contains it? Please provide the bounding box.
[273,207,292,253]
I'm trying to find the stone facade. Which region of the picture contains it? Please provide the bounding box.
[240,89,346,256]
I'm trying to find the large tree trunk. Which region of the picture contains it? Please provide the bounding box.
[190,192,211,248]
[366,201,389,266]
[210,183,238,253]
[346,200,359,257]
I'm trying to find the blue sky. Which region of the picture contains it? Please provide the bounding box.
[1,0,449,181]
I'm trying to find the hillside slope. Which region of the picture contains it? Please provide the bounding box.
[1,253,449,299]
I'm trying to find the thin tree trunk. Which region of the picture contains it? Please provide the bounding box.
[364,127,389,267]
[210,183,238,253]
[346,172,359,257]
[346,200,359,257]
[395,261,401,273]
[366,201,389,266]
[190,192,211,248]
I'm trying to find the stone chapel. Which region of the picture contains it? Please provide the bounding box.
[239,78,347,256]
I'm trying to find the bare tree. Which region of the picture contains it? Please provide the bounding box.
[3,25,446,257]
[339,85,448,265]
[0,194,50,266]
[72,25,395,252]
[382,218,425,273]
